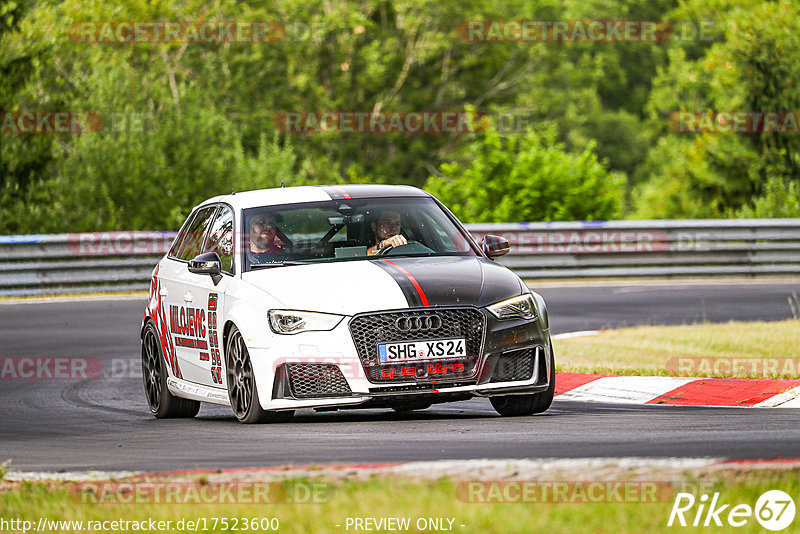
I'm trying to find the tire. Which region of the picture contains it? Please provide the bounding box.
[225,326,294,424]
[391,401,432,413]
[141,322,200,418]
[490,340,556,417]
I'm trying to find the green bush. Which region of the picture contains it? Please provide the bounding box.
[425,122,624,222]
[737,176,800,218]
[5,104,321,232]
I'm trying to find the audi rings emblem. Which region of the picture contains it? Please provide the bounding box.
[396,315,442,332]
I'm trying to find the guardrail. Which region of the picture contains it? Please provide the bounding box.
[1,219,799,296]
[468,219,800,280]
[0,232,175,297]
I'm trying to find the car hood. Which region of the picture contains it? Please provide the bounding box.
[240,256,527,316]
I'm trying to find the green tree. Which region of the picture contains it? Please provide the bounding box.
[8,0,797,231]
[425,120,624,222]
[0,0,54,212]
[636,0,800,218]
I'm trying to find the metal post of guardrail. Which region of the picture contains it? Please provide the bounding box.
[1,220,799,296]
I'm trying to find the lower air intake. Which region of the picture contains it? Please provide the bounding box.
[286,363,352,398]
[489,348,535,383]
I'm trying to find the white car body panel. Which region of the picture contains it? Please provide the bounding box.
[241,261,409,317]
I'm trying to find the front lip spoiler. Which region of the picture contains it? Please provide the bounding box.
[472,383,550,396]
[274,381,550,403]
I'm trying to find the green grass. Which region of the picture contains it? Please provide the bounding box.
[554,319,800,378]
[1,473,799,533]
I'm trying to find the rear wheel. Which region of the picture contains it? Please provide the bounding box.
[490,341,556,417]
[225,326,294,424]
[141,323,200,418]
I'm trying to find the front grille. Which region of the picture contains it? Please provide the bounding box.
[285,363,352,398]
[489,348,535,383]
[349,308,485,383]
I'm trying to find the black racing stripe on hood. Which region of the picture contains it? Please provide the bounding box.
[372,256,526,307]
[370,259,424,307]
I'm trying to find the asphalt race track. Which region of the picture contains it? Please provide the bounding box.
[1,281,798,471]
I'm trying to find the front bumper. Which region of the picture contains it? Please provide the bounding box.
[248,307,551,411]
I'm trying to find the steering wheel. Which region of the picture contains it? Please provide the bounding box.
[378,241,434,256]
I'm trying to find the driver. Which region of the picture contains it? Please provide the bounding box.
[368,210,407,255]
[249,213,285,257]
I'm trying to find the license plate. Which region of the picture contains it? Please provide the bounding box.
[377,338,467,363]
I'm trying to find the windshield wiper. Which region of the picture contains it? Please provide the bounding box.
[250,260,313,269]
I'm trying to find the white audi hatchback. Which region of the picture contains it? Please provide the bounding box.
[141,184,554,423]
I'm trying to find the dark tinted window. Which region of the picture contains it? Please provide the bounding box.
[175,206,217,261]
[203,205,235,273]
[169,212,197,258]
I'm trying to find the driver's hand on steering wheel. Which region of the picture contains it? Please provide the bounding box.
[379,234,407,250]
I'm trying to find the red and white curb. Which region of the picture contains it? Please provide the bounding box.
[555,373,800,408]
[550,330,800,407]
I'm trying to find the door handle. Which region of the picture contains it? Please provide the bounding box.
[184,292,194,303]
[159,288,168,297]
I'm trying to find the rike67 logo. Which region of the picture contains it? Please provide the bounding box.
[668,490,796,531]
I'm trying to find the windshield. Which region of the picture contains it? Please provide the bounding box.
[241,197,478,271]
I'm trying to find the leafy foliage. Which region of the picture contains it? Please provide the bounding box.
[638,0,800,218]
[426,120,623,222]
[1,0,800,232]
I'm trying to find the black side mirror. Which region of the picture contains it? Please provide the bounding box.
[188,251,223,285]
[481,235,510,259]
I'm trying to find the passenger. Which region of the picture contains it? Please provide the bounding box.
[248,214,285,259]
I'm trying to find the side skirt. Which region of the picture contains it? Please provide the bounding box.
[167,377,230,406]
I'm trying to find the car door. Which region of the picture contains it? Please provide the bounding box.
[178,204,235,388]
[167,205,219,385]
[150,210,205,382]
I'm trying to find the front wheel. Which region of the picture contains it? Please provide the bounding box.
[490,341,556,417]
[141,322,200,418]
[225,326,294,424]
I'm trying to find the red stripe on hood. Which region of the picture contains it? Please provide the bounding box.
[382,259,429,307]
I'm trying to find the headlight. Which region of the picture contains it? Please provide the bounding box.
[268,310,345,334]
[487,294,537,320]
